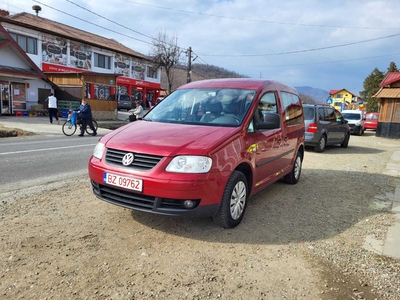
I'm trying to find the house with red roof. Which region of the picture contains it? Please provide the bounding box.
[329,89,363,112]
[373,72,400,139]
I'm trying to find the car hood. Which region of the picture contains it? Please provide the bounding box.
[101,121,241,157]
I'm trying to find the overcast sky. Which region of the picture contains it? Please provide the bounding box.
[3,0,400,95]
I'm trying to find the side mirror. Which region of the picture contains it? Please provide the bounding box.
[255,113,281,130]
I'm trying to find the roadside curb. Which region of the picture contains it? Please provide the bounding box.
[383,151,400,259]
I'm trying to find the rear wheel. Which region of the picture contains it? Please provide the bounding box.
[213,171,248,228]
[62,121,76,136]
[85,120,98,135]
[283,151,303,184]
[314,134,326,152]
[341,133,350,148]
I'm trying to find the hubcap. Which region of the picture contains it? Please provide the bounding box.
[230,181,246,220]
[294,156,302,179]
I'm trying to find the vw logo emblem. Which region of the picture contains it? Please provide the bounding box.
[122,153,134,166]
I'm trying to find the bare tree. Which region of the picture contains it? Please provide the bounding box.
[299,93,317,104]
[150,32,183,94]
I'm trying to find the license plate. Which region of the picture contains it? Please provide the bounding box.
[103,172,143,192]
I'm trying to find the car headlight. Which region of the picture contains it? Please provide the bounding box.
[93,142,105,159]
[166,156,212,173]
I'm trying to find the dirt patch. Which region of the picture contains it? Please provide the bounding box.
[0,124,36,138]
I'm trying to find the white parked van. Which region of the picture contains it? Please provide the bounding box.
[341,110,365,136]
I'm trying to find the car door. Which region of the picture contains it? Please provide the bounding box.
[333,109,348,141]
[324,107,341,143]
[251,92,283,187]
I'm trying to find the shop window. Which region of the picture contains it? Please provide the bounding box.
[9,32,37,55]
[94,85,111,100]
[94,53,111,69]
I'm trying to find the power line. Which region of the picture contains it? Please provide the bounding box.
[251,52,400,68]
[117,0,400,30]
[34,0,153,46]
[197,32,400,57]
[64,0,155,41]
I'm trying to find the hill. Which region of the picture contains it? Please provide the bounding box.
[295,86,329,104]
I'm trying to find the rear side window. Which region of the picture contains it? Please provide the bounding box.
[317,107,325,120]
[303,107,315,120]
[325,108,336,121]
[280,92,303,126]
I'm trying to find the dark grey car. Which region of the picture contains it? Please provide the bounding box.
[108,94,133,111]
[303,104,350,152]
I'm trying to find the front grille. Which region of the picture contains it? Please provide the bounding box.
[105,148,163,170]
[91,181,199,211]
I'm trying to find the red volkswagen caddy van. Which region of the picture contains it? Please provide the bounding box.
[89,78,305,228]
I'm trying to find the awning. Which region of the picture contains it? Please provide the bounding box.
[373,88,400,98]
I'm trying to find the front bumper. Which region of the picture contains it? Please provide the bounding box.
[91,180,220,217]
[349,124,362,134]
[89,159,225,218]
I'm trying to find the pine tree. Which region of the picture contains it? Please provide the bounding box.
[360,68,384,112]
[387,61,399,72]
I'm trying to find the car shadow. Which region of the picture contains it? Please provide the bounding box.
[129,168,395,245]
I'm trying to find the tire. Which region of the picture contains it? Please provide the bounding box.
[283,151,303,184]
[341,133,350,148]
[212,171,248,228]
[357,127,363,136]
[86,120,98,135]
[62,121,77,136]
[314,134,326,152]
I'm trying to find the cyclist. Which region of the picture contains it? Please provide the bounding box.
[76,99,97,137]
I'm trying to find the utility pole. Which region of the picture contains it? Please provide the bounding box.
[187,46,192,83]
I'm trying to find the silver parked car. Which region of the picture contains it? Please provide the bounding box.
[303,104,350,152]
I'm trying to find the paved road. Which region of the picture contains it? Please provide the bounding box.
[0,135,97,193]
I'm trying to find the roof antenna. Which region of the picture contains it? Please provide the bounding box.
[32,5,41,16]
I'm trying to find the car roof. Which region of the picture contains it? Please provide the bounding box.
[341,110,362,113]
[177,78,298,94]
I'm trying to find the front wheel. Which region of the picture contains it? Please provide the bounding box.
[283,151,303,184]
[212,171,248,228]
[62,121,77,136]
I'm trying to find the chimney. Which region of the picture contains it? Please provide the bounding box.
[32,5,42,16]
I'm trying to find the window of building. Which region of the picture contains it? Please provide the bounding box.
[9,32,37,54]
[147,66,158,79]
[94,53,111,69]
[335,94,343,98]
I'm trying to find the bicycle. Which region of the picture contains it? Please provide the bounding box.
[62,111,98,136]
[122,113,137,125]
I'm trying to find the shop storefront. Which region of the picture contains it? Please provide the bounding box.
[117,77,162,108]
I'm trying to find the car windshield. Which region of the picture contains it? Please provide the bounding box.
[342,113,361,120]
[143,88,256,126]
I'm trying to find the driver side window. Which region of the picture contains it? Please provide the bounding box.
[259,92,278,114]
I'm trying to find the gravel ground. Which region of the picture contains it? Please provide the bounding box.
[1,130,400,300]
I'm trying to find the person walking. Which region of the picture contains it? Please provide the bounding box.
[76,99,97,137]
[45,92,59,125]
[128,100,144,121]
